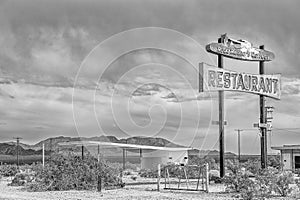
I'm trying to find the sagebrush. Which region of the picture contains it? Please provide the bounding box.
[25,153,123,191]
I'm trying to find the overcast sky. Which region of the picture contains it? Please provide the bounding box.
[0,0,300,154]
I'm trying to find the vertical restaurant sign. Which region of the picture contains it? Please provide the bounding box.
[199,63,281,100]
[206,34,275,61]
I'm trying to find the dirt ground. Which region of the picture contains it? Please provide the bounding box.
[0,178,292,200]
[0,178,237,200]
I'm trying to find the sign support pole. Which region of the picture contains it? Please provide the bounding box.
[259,45,267,169]
[218,37,225,177]
[203,34,278,173]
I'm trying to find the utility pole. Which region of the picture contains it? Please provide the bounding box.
[234,129,243,164]
[218,36,225,178]
[259,45,267,169]
[13,137,22,168]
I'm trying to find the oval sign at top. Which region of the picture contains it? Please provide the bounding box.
[206,34,275,62]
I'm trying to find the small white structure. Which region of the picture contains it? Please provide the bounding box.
[58,140,192,170]
[272,145,300,171]
[141,149,189,170]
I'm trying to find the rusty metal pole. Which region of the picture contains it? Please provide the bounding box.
[259,45,267,169]
[218,37,225,177]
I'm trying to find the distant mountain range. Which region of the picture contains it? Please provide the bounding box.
[0,135,185,156]
[0,135,237,158]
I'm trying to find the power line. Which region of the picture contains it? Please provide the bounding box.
[273,127,300,130]
[272,128,300,134]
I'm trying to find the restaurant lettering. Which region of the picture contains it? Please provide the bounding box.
[199,63,281,99]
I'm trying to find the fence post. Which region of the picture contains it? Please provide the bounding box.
[42,143,45,168]
[164,167,167,188]
[97,175,102,192]
[157,164,161,191]
[205,163,209,193]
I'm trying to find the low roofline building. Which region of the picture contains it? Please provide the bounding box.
[271,145,300,171]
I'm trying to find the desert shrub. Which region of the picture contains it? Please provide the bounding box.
[224,168,258,200]
[239,178,259,200]
[209,169,221,183]
[273,171,294,197]
[26,153,123,191]
[254,168,277,198]
[130,175,137,181]
[267,155,281,169]
[224,161,296,199]
[189,156,218,170]
[139,168,157,178]
[9,172,35,186]
[125,162,139,171]
[294,179,300,198]
[241,159,260,175]
[224,161,264,200]
[254,168,295,198]
[294,169,300,177]
[0,164,19,177]
[223,161,249,193]
[19,163,42,173]
[108,161,138,172]
[223,169,259,200]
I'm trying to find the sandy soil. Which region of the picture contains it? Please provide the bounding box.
[0,178,291,200]
[0,178,236,200]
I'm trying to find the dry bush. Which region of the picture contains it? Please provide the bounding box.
[224,160,296,200]
[25,153,123,191]
[0,164,18,177]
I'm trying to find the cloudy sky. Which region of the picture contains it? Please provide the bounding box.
[0,0,300,154]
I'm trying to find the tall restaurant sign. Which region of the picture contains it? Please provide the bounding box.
[199,63,281,100]
[206,34,275,61]
[201,33,279,176]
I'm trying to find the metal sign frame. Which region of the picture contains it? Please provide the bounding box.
[202,34,279,176]
[206,34,275,62]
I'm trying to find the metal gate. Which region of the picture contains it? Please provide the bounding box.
[157,163,209,192]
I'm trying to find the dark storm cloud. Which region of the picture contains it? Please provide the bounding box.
[0,0,300,151]
[1,0,300,81]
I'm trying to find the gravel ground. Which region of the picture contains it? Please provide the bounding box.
[0,178,293,200]
[0,178,236,200]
